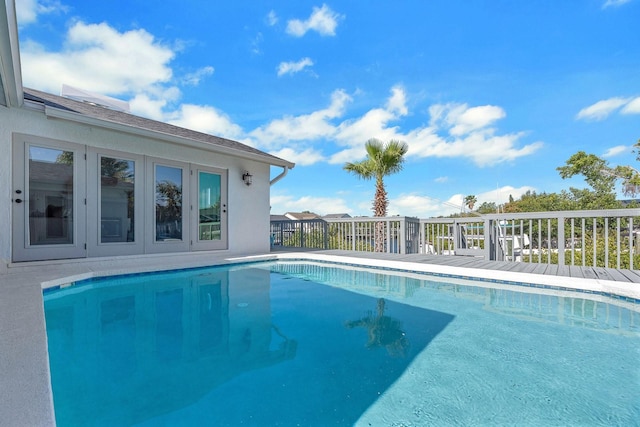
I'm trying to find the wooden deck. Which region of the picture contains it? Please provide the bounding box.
[271,248,640,283]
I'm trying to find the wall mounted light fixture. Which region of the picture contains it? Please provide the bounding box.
[242,171,253,186]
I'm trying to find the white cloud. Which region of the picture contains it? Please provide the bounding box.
[21,21,175,95]
[16,0,66,26]
[602,0,632,8]
[407,127,544,167]
[386,85,408,115]
[250,32,264,55]
[129,87,181,121]
[268,147,325,166]
[277,57,314,77]
[444,104,506,136]
[266,10,278,26]
[603,145,630,158]
[16,0,39,24]
[434,176,449,183]
[286,4,341,37]
[181,66,214,86]
[251,88,351,148]
[270,193,352,216]
[389,194,460,217]
[329,90,542,167]
[576,97,630,121]
[166,104,245,140]
[480,185,536,205]
[621,96,640,114]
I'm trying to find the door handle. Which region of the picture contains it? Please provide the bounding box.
[14,198,22,203]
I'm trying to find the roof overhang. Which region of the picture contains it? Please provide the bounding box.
[43,104,296,169]
[0,0,23,108]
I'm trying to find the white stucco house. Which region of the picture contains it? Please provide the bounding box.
[0,0,294,268]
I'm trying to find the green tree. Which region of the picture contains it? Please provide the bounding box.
[477,201,497,214]
[557,151,621,209]
[504,190,575,213]
[344,138,408,252]
[611,140,640,197]
[101,157,133,181]
[557,151,616,195]
[55,151,74,164]
[156,181,182,223]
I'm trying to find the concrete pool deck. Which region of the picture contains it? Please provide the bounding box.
[1,250,639,426]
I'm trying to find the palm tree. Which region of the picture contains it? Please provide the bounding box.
[464,195,477,212]
[344,138,408,252]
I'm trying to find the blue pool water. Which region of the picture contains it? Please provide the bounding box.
[43,261,640,426]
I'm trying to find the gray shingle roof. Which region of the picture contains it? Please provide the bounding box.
[23,88,294,168]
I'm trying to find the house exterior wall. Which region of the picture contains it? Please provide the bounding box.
[0,103,271,266]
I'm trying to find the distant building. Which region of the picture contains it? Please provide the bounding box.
[323,213,351,219]
[284,212,321,220]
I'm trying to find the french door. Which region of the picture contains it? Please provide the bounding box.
[191,166,228,251]
[145,160,228,253]
[88,148,144,257]
[12,139,228,262]
[12,137,87,262]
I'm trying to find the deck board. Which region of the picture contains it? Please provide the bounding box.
[619,269,640,283]
[272,247,639,283]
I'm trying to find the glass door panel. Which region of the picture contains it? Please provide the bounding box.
[29,146,74,245]
[100,156,135,243]
[198,172,221,242]
[155,165,183,242]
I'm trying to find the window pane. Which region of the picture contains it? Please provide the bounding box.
[100,157,135,243]
[155,165,182,241]
[28,146,74,245]
[198,172,221,241]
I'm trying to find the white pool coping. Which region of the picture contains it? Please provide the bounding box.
[1,250,638,426]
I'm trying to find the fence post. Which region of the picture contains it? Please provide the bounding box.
[323,220,329,249]
[557,215,565,266]
[484,218,493,260]
[299,221,304,248]
[351,221,356,251]
[400,218,406,254]
[386,219,391,253]
[452,220,459,255]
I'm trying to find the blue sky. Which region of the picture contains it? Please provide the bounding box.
[14,0,640,216]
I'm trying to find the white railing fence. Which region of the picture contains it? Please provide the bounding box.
[270,208,640,269]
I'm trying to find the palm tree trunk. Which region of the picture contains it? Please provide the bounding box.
[373,177,388,252]
[374,221,386,252]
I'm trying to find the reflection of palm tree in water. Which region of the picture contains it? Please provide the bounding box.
[345,298,409,357]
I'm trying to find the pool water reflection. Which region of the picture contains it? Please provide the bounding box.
[44,264,454,426]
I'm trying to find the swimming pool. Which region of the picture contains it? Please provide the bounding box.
[43,261,640,426]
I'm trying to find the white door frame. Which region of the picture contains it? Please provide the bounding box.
[11,135,87,262]
[190,165,228,251]
[87,147,145,257]
[145,157,190,254]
